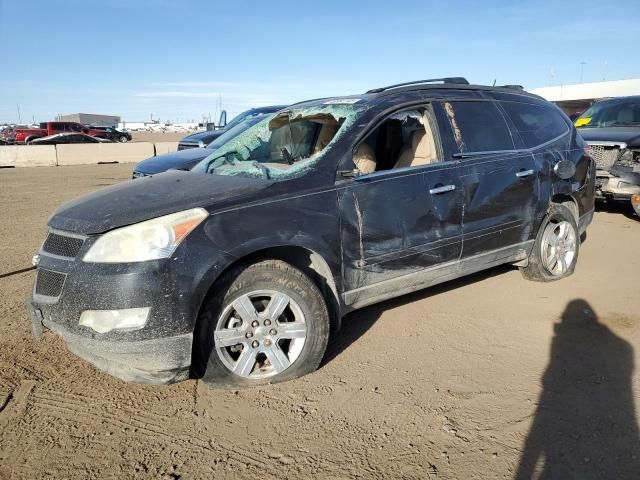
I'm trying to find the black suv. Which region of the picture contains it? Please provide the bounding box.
[90,126,132,143]
[574,96,640,202]
[27,78,595,387]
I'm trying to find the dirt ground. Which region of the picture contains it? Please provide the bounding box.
[1,164,639,479]
[131,131,195,143]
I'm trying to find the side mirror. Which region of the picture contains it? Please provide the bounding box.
[83,128,89,133]
[218,110,227,128]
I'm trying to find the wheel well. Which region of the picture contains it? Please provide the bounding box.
[551,194,578,221]
[201,246,341,331]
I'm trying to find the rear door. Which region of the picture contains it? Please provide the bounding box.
[438,100,540,259]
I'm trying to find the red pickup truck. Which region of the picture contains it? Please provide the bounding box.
[13,122,107,144]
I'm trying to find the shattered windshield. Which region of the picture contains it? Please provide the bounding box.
[191,102,364,179]
[575,100,640,128]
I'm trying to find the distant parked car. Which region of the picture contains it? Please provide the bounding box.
[30,133,113,145]
[178,106,286,150]
[575,96,640,203]
[89,126,132,143]
[133,105,288,177]
[13,122,109,144]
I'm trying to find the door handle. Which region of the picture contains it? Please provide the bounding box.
[516,169,534,178]
[429,184,456,195]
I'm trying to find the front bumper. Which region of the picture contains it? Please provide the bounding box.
[26,228,221,385]
[28,302,192,384]
[595,170,640,202]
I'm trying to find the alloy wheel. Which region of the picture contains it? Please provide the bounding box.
[214,290,307,379]
[541,220,577,276]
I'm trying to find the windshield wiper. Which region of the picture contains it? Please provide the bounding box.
[612,122,640,127]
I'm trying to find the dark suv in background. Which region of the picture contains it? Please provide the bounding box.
[90,126,132,143]
[575,96,640,202]
[28,78,594,387]
[177,105,285,150]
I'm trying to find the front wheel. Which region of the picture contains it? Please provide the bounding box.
[193,260,330,388]
[118,135,129,143]
[520,204,580,282]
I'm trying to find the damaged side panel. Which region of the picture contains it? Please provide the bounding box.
[338,163,464,307]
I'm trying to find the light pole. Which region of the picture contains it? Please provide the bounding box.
[580,62,587,83]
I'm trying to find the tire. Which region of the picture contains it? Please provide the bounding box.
[193,260,330,388]
[118,135,128,143]
[520,204,580,282]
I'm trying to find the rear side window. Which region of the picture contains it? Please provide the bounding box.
[500,101,568,148]
[442,101,514,153]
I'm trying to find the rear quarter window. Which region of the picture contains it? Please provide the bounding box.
[441,101,514,153]
[500,101,569,148]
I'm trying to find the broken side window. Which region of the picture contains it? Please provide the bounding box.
[352,106,441,174]
[442,101,514,153]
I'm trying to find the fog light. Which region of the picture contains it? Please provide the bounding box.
[632,194,640,207]
[79,307,150,333]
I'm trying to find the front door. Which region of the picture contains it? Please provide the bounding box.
[337,105,464,309]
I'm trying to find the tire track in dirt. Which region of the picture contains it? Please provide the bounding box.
[27,388,286,478]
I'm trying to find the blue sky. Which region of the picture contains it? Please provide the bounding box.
[1,0,638,123]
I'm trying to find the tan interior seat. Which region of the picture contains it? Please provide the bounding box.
[313,123,338,154]
[395,126,437,169]
[353,143,377,174]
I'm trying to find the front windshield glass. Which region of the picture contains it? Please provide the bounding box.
[575,100,640,128]
[192,101,364,180]
[206,113,270,148]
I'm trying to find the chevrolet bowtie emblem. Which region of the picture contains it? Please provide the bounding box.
[32,254,41,267]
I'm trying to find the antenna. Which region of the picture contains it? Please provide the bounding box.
[492,79,496,87]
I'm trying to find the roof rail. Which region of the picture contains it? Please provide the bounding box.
[499,84,524,91]
[366,77,470,94]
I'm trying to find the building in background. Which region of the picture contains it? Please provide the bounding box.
[57,113,121,126]
[531,79,640,119]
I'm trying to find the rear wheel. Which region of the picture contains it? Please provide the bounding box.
[520,204,579,282]
[193,260,330,388]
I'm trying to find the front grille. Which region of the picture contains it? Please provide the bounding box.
[42,232,85,258]
[35,269,66,298]
[589,145,620,171]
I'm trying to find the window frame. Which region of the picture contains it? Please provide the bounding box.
[498,100,571,151]
[346,101,447,179]
[437,99,522,159]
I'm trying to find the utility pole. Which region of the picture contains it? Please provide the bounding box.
[16,104,21,124]
[580,62,587,83]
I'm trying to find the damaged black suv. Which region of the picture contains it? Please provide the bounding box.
[28,78,595,387]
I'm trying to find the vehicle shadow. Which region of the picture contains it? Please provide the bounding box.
[515,299,640,479]
[321,264,512,366]
[596,200,638,221]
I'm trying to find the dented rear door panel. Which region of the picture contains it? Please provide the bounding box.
[457,151,541,257]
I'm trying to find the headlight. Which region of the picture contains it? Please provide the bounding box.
[619,149,634,163]
[617,181,640,191]
[83,208,207,263]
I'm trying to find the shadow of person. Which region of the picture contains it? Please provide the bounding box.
[515,299,640,479]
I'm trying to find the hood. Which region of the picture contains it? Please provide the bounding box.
[180,130,224,144]
[134,147,213,174]
[48,170,272,234]
[578,126,640,147]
